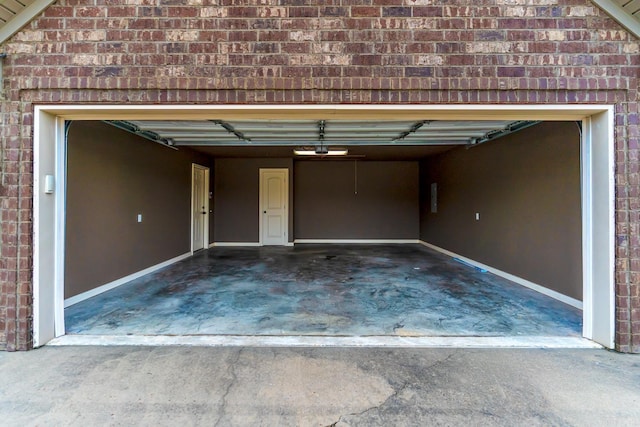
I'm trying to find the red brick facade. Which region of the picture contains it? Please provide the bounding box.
[0,0,638,351]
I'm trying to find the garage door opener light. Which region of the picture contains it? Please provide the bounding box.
[293,147,348,156]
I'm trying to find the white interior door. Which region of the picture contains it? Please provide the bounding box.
[192,164,209,252]
[260,168,288,246]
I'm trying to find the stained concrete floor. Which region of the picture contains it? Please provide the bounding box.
[65,245,581,337]
[1,347,639,426]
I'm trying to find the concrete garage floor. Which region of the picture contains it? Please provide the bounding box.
[1,347,639,425]
[65,245,581,338]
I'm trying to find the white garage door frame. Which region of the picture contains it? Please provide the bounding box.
[32,104,615,348]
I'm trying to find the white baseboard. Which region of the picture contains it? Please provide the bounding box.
[64,252,192,308]
[212,242,262,247]
[212,242,294,247]
[294,239,420,244]
[419,241,583,310]
[214,240,418,246]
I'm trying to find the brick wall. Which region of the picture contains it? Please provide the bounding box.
[0,0,638,351]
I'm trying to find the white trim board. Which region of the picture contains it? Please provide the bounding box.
[48,335,601,349]
[419,241,583,310]
[294,239,420,244]
[211,242,293,247]
[64,252,191,308]
[212,242,262,247]
[32,104,615,349]
[36,104,612,121]
[54,117,67,338]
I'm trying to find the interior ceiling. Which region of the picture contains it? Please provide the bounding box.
[106,119,540,160]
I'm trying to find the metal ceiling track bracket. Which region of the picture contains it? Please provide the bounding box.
[64,120,73,140]
[209,120,251,143]
[392,121,433,143]
[468,120,542,147]
[103,120,178,150]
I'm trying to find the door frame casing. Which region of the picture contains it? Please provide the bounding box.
[33,113,67,340]
[581,110,615,344]
[190,163,210,253]
[259,168,289,246]
[32,104,615,348]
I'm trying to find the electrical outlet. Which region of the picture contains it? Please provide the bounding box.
[475,213,480,221]
[137,214,142,223]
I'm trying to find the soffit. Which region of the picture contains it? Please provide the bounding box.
[0,0,55,44]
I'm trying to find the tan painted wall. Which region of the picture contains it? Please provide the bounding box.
[420,121,582,300]
[213,158,294,243]
[65,121,210,298]
[294,161,419,239]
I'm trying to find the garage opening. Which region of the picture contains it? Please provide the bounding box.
[32,105,614,348]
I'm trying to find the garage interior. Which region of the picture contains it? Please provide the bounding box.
[62,118,583,339]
